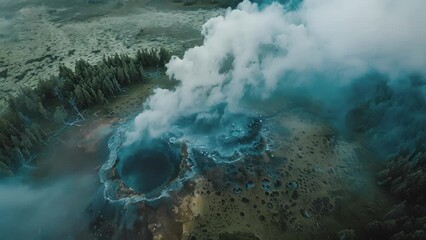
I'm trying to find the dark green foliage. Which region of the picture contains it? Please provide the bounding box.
[0,48,172,176]
[366,152,426,239]
[377,152,426,202]
[135,48,171,68]
[183,0,197,6]
[36,76,57,103]
[159,48,172,67]
[218,0,302,10]
[7,87,47,119]
[0,115,45,174]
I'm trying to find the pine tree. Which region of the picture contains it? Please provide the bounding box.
[159,48,171,67]
[25,128,38,145]
[38,102,49,119]
[30,123,44,142]
[4,118,22,137]
[73,85,85,107]
[21,134,33,149]
[82,88,93,106]
[117,68,125,84]
[89,88,98,103]
[11,135,20,147]
[97,90,106,105]
[17,112,31,127]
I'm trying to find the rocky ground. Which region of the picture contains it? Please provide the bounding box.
[164,109,394,240]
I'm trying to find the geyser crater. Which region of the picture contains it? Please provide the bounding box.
[100,127,195,203]
[100,114,272,203]
[116,139,181,194]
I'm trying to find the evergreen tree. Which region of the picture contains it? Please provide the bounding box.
[30,123,44,143]
[0,47,172,174]
[82,88,93,106]
[97,90,106,105]
[38,102,49,119]
[25,128,38,145]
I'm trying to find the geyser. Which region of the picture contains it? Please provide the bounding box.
[100,127,196,203]
[117,139,181,194]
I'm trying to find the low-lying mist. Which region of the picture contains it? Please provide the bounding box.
[0,175,97,240]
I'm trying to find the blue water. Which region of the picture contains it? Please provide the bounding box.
[116,140,180,194]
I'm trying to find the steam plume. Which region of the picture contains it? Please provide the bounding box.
[126,0,426,145]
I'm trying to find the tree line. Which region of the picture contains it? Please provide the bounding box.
[0,48,171,177]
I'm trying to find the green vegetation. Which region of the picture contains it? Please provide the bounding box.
[172,0,229,7]
[366,151,426,239]
[0,48,171,177]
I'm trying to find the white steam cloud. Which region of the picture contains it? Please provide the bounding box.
[126,0,426,142]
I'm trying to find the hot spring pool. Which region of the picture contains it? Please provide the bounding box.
[116,140,181,194]
[100,115,267,202]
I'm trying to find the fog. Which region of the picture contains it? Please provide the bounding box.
[0,175,97,239]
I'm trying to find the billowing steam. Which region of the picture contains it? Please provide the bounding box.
[126,0,426,155]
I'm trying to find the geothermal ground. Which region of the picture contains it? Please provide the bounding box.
[23,84,394,239]
[1,1,424,240]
